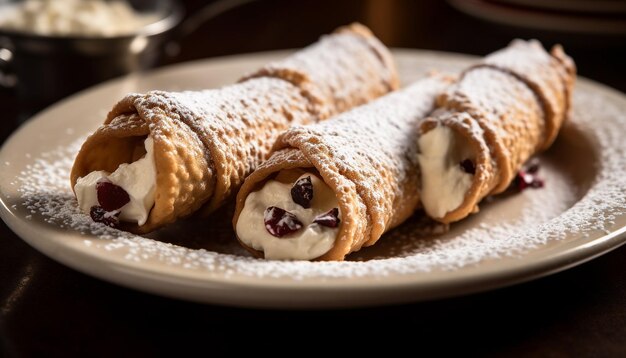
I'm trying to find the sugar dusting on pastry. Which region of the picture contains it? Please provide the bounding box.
[69,24,398,233]
[420,39,575,224]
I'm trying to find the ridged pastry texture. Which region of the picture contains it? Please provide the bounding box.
[70,23,399,233]
[420,39,576,224]
[234,76,450,261]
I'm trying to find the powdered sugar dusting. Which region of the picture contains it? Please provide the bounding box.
[9,79,626,280]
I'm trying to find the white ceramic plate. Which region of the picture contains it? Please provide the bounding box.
[1,50,626,308]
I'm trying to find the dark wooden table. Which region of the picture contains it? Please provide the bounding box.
[2,1,625,356]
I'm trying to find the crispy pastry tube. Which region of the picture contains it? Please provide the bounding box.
[234,76,450,261]
[418,40,576,224]
[70,23,399,233]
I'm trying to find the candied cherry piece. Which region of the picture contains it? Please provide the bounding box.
[513,170,544,191]
[264,206,303,237]
[514,170,532,191]
[459,159,476,175]
[291,176,314,208]
[96,180,130,211]
[90,206,119,227]
[313,208,341,228]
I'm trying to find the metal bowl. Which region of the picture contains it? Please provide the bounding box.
[0,0,184,110]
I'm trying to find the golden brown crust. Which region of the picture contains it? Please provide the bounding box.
[72,78,312,233]
[233,148,363,261]
[71,23,398,233]
[476,39,576,150]
[420,112,495,224]
[425,40,576,224]
[242,22,400,119]
[234,76,450,260]
[440,67,545,193]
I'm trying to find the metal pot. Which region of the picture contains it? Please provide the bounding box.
[0,0,183,110]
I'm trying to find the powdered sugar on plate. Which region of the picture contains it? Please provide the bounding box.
[10,78,626,280]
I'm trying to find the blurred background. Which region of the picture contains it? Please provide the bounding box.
[0,0,624,135]
[169,0,626,86]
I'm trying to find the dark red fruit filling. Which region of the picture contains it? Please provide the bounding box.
[291,176,314,208]
[313,208,341,228]
[96,180,130,211]
[459,159,476,175]
[512,159,544,191]
[514,171,545,191]
[90,206,119,228]
[264,206,303,237]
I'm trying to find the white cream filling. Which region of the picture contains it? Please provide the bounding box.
[236,171,340,260]
[418,126,474,219]
[74,136,157,226]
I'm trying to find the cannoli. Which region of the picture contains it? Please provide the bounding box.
[418,40,576,223]
[70,23,399,233]
[233,76,450,260]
